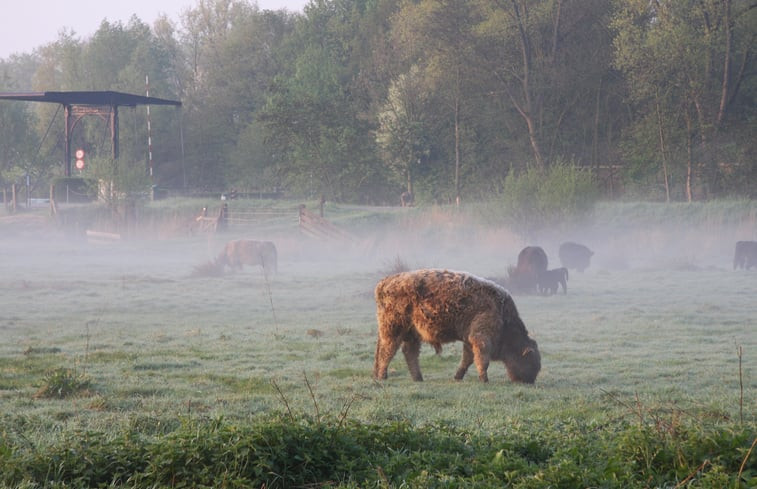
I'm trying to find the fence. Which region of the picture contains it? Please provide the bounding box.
[192,202,358,244]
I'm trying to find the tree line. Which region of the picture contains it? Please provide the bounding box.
[0,0,755,205]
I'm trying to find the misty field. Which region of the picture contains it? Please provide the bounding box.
[0,200,755,487]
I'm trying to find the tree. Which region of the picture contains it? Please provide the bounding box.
[476,0,618,172]
[0,57,39,188]
[388,0,484,204]
[260,0,388,202]
[376,65,432,196]
[612,0,757,199]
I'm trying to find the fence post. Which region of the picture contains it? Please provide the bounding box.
[49,184,57,215]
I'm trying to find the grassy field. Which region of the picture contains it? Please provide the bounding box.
[0,199,755,487]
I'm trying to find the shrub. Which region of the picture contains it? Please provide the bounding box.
[501,161,598,237]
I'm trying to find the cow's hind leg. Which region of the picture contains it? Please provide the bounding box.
[401,331,423,381]
[471,339,492,382]
[455,343,474,380]
[373,330,402,380]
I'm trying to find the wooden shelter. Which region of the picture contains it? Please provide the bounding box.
[0,91,181,176]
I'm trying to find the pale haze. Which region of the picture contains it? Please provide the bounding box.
[0,0,309,60]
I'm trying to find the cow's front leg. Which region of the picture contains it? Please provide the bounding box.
[455,342,474,380]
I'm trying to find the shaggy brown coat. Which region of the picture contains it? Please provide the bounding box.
[216,240,277,274]
[373,269,541,383]
[733,241,757,270]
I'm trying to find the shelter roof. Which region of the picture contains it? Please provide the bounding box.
[0,90,181,107]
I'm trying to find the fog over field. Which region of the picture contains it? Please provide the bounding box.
[0,203,754,434]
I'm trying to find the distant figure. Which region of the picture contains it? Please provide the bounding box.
[217,203,229,232]
[400,191,414,207]
[537,267,569,295]
[733,241,757,270]
[229,188,238,200]
[559,242,594,272]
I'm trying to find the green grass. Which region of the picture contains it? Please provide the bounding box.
[0,199,755,486]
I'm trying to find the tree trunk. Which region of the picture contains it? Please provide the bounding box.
[655,94,670,203]
[454,65,461,206]
[592,78,602,169]
[509,0,545,169]
[684,108,694,202]
[716,0,732,126]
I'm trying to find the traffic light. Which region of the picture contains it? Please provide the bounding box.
[75,149,85,170]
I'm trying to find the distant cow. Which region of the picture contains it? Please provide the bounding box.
[733,241,757,270]
[373,269,541,383]
[400,191,414,207]
[537,267,569,295]
[216,239,277,275]
[507,246,548,294]
[559,242,593,272]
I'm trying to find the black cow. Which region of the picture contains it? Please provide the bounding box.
[559,242,593,272]
[733,241,757,270]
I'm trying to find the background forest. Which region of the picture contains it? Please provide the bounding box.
[0,0,755,206]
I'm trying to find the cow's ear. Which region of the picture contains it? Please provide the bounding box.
[522,347,534,356]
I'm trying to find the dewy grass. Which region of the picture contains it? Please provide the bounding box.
[0,199,755,486]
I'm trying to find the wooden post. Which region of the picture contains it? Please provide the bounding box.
[49,184,57,215]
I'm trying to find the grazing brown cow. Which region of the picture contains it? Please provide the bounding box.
[559,242,593,272]
[373,269,541,383]
[216,239,277,275]
[537,267,569,295]
[507,246,548,294]
[733,241,757,270]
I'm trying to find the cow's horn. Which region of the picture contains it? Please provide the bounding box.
[522,347,534,356]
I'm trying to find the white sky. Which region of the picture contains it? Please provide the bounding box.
[0,0,309,59]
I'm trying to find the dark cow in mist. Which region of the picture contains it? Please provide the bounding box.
[733,241,757,270]
[216,239,278,275]
[507,246,548,294]
[373,269,541,383]
[558,242,594,272]
[537,267,569,295]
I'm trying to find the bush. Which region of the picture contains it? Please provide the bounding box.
[501,161,598,237]
[1,415,753,488]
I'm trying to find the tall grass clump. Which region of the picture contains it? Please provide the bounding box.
[33,367,91,399]
[501,161,598,238]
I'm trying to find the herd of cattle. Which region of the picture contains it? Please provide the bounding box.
[494,241,593,296]
[210,237,755,386]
